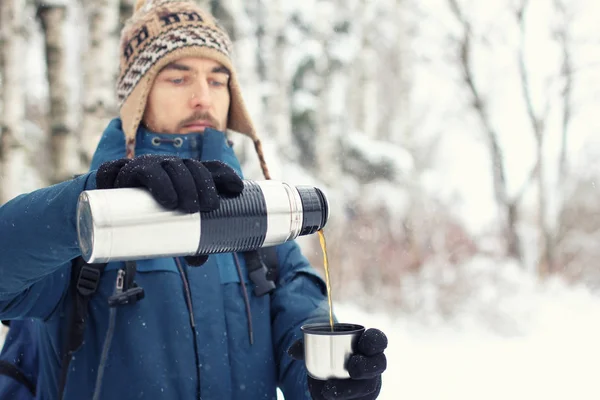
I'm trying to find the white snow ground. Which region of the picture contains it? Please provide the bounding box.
[330,297,600,400]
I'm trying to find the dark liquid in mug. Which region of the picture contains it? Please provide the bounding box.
[304,323,364,333]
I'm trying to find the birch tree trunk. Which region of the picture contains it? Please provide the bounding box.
[212,0,265,178]
[37,1,77,184]
[80,0,120,165]
[556,4,573,187]
[0,4,3,163]
[231,0,263,136]
[0,0,28,203]
[0,4,4,203]
[552,0,574,275]
[229,0,262,122]
[259,0,293,157]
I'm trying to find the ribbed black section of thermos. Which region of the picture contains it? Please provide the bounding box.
[297,186,329,235]
[196,181,267,254]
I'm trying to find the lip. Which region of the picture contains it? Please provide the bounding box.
[183,120,213,131]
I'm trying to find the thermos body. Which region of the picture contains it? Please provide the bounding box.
[77,180,329,263]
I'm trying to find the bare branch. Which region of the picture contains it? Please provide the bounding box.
[512,160,539,205]
[515,0,545,141]
[448,0,521,261]
[448,0,509,207]
[447,0,464,23]
[514,0,557,274]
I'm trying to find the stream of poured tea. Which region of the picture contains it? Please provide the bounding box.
[317,229,334,331]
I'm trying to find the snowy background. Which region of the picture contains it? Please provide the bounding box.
[3,0,600,398]
[333,280,600,400]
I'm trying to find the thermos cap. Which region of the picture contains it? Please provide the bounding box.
[297,186,329,235]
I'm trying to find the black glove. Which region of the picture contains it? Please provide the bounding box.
[96,155,244,266]
[288,328,388,400]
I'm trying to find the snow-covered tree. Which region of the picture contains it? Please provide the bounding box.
[0,0,30,203]
[78,0,121,165]
[37,0,79,183]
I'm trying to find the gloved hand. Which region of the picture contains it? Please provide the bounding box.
[96,155,244,266]
[288,328,388,400]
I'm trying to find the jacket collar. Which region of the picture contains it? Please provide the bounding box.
[89,118,244,178]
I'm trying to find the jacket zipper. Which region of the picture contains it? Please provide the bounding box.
[174,257,201,400]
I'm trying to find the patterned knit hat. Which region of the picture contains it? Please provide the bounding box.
[118,0,270,179]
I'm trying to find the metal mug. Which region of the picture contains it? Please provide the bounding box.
[301,323,365,380]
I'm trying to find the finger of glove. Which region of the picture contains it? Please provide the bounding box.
[161,158,201,213]
[114,159,178,210]
[181,159,220,212]
[347,353,387,380]
[307,377,328,400]
[184,255,209,266]
[344,377,382,400]
[322,377,380,400]
[287,339,305,361]
[357,329,388,357]
[201,160,244,197]
[96,159,131,189]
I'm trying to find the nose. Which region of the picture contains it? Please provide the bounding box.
[189,80,211,109]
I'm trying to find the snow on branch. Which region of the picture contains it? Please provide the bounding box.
[342,131,414,184]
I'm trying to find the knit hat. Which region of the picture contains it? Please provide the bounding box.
[117,0,271,179]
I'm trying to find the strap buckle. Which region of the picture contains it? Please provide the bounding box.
[108,285,145,307]
[249,263,276,297]
[77,266,102,296]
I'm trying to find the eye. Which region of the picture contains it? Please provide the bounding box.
[169,77,185,85]
[209,78,228,87]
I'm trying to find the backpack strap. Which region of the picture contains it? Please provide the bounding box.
[259,246,279,285]
[55,249,274,397]
[244,247,279,297]
[0,360,36,397]
[57,257,107,399]
[107,261,145,307]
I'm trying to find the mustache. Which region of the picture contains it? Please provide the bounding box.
[178,111,219,130]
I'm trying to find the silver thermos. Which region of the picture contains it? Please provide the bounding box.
[76,180,329,263]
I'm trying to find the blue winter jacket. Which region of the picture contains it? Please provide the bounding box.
[0,118,333,399]
[0,319,38,399]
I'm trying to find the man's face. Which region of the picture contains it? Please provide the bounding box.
[143,57,231,134]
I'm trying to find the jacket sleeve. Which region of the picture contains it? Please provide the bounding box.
[271,240,337,400]
[0,172,97,320]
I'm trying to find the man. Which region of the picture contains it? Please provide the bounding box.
[0,0,387,399]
